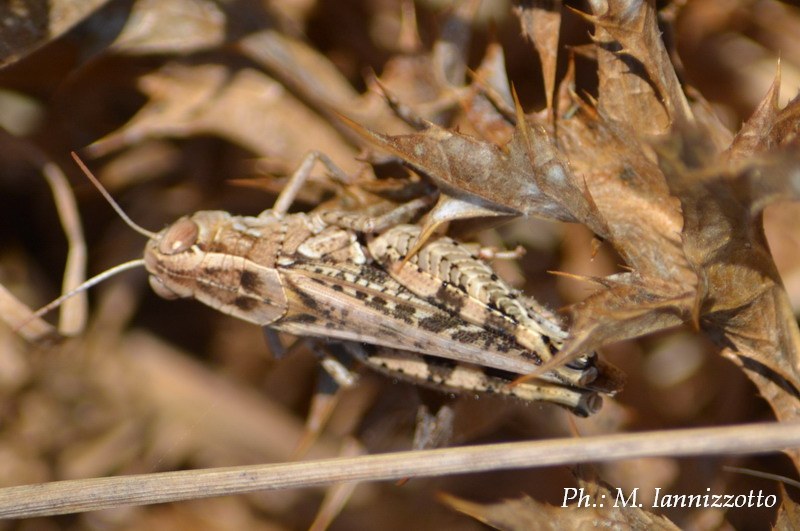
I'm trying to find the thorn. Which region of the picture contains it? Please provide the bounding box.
[547,269,600,283]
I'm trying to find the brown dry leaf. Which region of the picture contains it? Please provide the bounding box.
[0,0,110,68]
[0,283,57,344]
[462,43,515,145]
[440,480,680,531]
[515,0,561,113]
[520,4,800,453]
[547,4,800,457]
[87,62,357,170]
[108,0,226,55]
[729,71,800,160]
[238,3,471,138]
[347,117,570,217]
[344,1,800,471]
[774,485,800,531]
[655,126,800,425]
[239,30,378,126]
[585,0,692,134]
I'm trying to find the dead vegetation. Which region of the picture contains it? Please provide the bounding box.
[2,0,800,529]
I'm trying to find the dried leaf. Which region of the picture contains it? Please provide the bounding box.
[431,0,477,87]
[555,104,687,280]
[658,129,800,388]
[731,66,800,158]
[0,0,110,68]
[585,0,692,133]
[344,116,580,222]
[87,63,356,170]
[440,480,680,531]
[774,485,800,531]
[515,0,562,113]
[0,283,58,344]
[109,0,226,55]
[728,65,783,159]
[560,275,689,364]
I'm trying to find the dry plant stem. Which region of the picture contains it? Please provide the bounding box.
[1,422,798,519]
[0,138,87,341]
[40,161,88,335]
[0,284,57,342]
[1,137,90,337]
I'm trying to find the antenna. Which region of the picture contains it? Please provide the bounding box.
[17,259,147,332]
[70,152,159,240]
[16,154,160,334]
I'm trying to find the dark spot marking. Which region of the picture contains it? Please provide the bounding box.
[483,367,517,382]
[490,274,498,281]
[520,350,544,364]
[365,296,392,315]
[479,328,519,354]
[619,165,638,185]
[355,290,368,300]
[290,284,319,311]
[234,296,259,311]
[203,266,223,277]
[549,342,561,356]
[282,313,318,324]
[332,284,344,292]
[357,265,390,285]
[360,344,380,358]
[483,313,514,333]
[421,355,457,383]
[418,314,461,333]
[450,330,484,344]
[421,355,457,369]
[391,303,416,323]
[240,270,261,292]
[434,283,466,313]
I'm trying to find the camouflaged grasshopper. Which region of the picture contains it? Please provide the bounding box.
[32,152,618,416]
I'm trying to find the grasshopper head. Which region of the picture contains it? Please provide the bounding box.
[144,211,230,300]
[29,155,285,335]
[143,210,288,325]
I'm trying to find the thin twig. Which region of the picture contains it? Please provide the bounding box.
[0,421,798,519]
[40,160,88,336]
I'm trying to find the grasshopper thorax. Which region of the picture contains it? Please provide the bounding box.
[143,210,289,326]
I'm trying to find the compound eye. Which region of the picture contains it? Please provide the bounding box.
[158,218,199,255]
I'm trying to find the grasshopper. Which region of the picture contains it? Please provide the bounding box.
[31,152,619,417]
